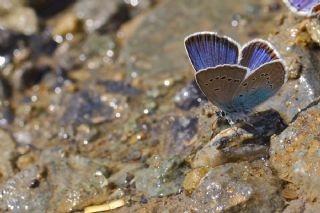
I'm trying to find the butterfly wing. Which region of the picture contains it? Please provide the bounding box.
[240,39,280,72]
[283,0,320,16]
[232,60,286,112]
[196,65,247,112]
[185,32,240,72]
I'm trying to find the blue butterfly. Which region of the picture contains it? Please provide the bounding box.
[184,32,287,124]
[283,0,320,16]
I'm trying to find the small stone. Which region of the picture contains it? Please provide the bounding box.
[0,129,15,183]
[29,179,40,189]
[52,13,80,36]
[281,188,298,201]
[183,167,208,194]
[0,7,38,35]
[61,91,114,126]
[192,127,255,168]
[128,131,146,145]
[17,152,38,170]
[140,195,148,204]
[135,156,185,197]
[305,18,320,45]
[68,69,91,81]
[191,161,283,212]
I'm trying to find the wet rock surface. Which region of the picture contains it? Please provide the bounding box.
[270,101,320,211]
[0,0,319,212]
[61,91,114,126]
[174,80,207,110]
[191,161,284,213]
[0,130,16,183]
[73,0,123,32]
[257,15,320,123]
[135,156,185,197]
[0,166,50,213]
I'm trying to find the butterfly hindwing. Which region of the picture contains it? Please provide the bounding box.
[240,40,279,72]
[232,60,286,111]
[196,65,247,112]
[185,32,240,72]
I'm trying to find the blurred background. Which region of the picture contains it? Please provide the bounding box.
[0,0,319,212]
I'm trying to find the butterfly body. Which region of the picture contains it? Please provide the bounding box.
[184,32,287,124]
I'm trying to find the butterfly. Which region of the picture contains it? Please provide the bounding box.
[283,0,320,16]
[184,32,287,124]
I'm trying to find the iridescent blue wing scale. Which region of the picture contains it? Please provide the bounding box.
[283,0,320,16]
[185,32,240,72]
[233,61,286,111]
[240,40,279,72]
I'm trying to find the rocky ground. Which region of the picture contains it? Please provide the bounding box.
[0,0,319,212]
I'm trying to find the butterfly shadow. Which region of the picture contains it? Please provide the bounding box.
[192,109,288,167]
[214,109,287,150]
[241,109,287,137]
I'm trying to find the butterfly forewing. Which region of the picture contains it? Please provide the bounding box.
[240,40,279,72]
[283,0,320,16]
[233,61,286,111]
[185,33,240,72]
[196,65,247,112]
